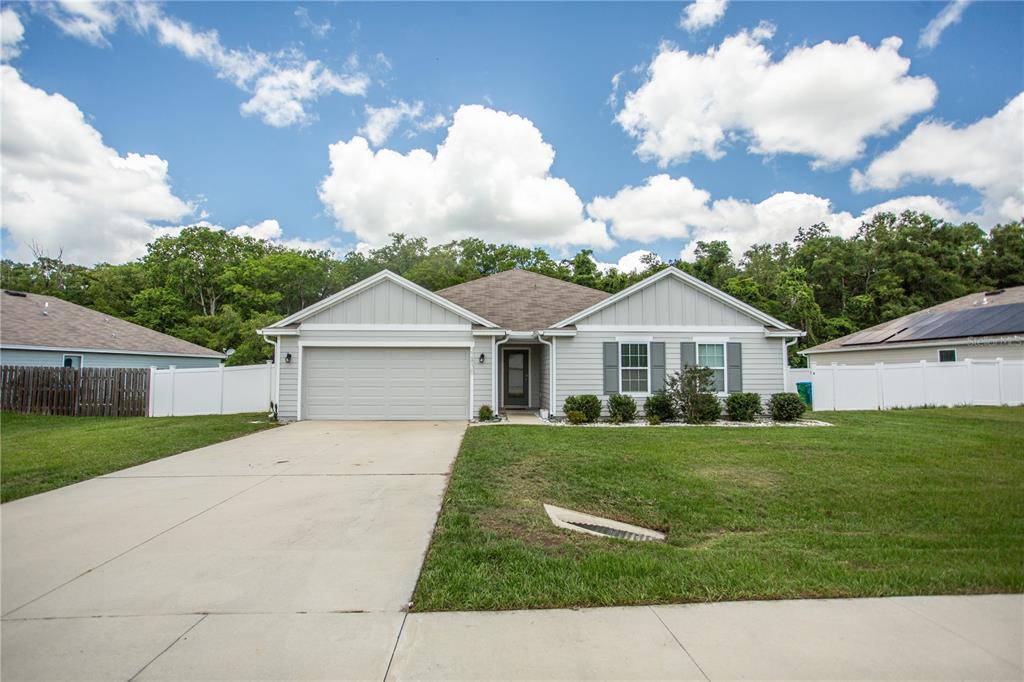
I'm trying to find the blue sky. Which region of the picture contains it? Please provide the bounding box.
[1,1,1021,269]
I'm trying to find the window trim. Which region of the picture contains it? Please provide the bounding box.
[937,348,957,363]
[62,353,83,369]
[616,337,652,396]
[696,341,728,396]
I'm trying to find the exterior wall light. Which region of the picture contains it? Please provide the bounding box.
[478,353,486,364]
[285,353,292,363]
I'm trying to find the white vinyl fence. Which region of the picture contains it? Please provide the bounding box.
[804,359,1023,411]
[149,363,274,417]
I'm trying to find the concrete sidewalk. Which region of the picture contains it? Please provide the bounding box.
[387,595,1023,681]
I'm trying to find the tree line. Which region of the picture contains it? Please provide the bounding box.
[2,211,1021,366]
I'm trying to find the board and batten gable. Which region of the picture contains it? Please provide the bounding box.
[302,278,468,325]
[573,275,754,327]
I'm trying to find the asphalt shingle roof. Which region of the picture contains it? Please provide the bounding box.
[436,269,609,330]
[0,290,224,358]
[803,285,1024,353]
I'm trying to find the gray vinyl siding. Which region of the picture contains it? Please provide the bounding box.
[538,344,550,413]
[552,331,786,416]
[473,336,493,415]
[277,336,300,420]
[807,339,1024,366]
[0,347,221,369]
[303,279,469,325]
[575,276,755,327]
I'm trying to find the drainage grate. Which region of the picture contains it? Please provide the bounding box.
[565,520,662,542]
[544,503,666,542]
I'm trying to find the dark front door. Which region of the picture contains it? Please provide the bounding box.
[504,350,529,407]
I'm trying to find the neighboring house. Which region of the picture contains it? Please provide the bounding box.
[801,286,1024,366]
[259,267,803,421]
[0,290,224,369]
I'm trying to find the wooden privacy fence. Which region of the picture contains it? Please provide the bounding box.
[0,366,150,416]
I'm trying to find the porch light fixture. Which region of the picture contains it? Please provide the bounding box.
[285,353,292,364]
[478,353,486,364]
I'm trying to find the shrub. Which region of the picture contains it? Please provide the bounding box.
[563,395,601,423]
[647,413,661,426]
[478,404,494,421]
[725,392,761,421]
[566,410,588,425]
[665,366,721,423]
[769,392,807,421]
[643,391,676,422]
[691,392,722,423]
[607,394,637,423]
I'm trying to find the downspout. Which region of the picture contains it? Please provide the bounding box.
[535,333,554,417]
[262,334,279,412]
[784,337,798,391]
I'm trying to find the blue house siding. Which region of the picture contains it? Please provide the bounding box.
[0,348,222,369]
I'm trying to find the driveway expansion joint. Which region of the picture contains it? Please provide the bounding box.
[648,605,710,681]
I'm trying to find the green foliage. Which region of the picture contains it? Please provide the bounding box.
[665,366,721,423]
[478,404,494,421]
[643,391,677,422]
[725,392,762,421]
[768,393,807,421]
[646,413,661,426]
[1,213,1019,371]
[566,410,587,425]
[563,395,601,423]
[607,394,637,422]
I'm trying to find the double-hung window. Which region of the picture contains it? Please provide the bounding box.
[620,342,649,394]
[697,343,726,393]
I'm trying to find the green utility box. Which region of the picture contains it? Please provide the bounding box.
[796,381,813,409]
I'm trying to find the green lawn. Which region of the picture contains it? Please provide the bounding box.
[1,412,279,502]
[414,407,1024,611]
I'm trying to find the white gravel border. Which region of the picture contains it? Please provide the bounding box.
[541,417,832,428]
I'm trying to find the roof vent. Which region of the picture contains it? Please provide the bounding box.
[3,290,27,297]
[544,504,665,542]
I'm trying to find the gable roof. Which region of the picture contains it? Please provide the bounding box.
[802,285,1024,354]
[550,266,799,331]
[267,269,499,329]
[436,269,610,331]
[0,290,224,358]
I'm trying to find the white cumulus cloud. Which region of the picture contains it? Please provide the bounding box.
[588,173,974,261]
[919,0,972,50]
[679,0,728,32]
[594,250,661,274]
[318,104,612,251]
[617,27,937,167]
[41,2,369,127]
[0,65,193,265]
[852,93,1024,223]
[360,100,425,146]
[1,7,25,60]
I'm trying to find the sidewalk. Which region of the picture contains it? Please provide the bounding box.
[387,594,1023,681]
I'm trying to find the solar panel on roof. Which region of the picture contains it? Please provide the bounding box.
[897,303,1024,342]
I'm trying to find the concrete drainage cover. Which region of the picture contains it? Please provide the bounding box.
[544,503,665,542]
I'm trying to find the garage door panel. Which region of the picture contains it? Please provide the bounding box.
[302,347,469,420]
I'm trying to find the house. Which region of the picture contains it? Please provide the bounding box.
[0,290,225,369]
[259,267,802,421]
[801,286,1024,366]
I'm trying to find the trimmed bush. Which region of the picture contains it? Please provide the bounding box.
[566,410,588,425]
[607,394,637,423]
[478,404,494,421]
[769,392,807,421]
[643,392,676,422]
[691,393,722,423]
[647,413,662,426]
[725,392,762,421]
[564,395,601,423]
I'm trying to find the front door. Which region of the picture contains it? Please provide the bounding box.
[504,350,529,407]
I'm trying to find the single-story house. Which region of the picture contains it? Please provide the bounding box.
[801,286,1024,366]
[0,290,225,369]
[259,267,803,421]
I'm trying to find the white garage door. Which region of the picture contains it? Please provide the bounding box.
[302,347,469,420]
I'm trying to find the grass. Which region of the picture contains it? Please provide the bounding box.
[414,407,1024,611]
[1,412,279,502]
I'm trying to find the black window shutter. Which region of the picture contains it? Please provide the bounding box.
[603,342,619,394]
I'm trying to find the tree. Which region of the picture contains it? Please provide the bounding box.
[980,222,1024,288]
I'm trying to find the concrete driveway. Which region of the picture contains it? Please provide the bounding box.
[1,420,466,681]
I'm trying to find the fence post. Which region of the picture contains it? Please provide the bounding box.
[997,357,1004,405]
[169,365,176,417]
[964,358,973,405]
[830,362,838,411]
[148,366,156,417]
[218,364,226,415]
[920,360,927,406]
[875,362,885,410]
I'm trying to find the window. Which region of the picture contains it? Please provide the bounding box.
[620,343,649,394]
[62,354,82,369]
[697,343,726,393]
[938,348,957,363]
